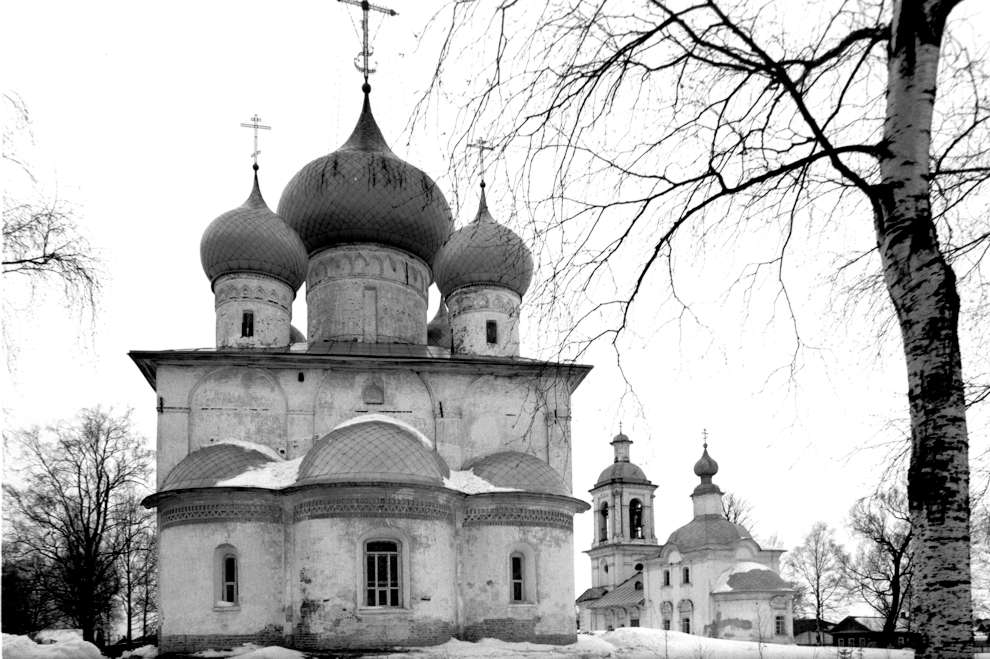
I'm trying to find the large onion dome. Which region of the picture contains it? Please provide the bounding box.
[433,185,534,297]
[200,167,308,291]
[277,87,454,264]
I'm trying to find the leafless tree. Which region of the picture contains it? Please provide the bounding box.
[721,491,755,530]
[417,1,987,654]
[113,490,156,643]
[846,487,914,645]
[783,521,851,644]
[3,409,153,643]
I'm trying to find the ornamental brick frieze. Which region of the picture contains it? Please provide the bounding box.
[294,496,454,522]
[214,279,292,311]
[159,502,283,529]
[447,289,519,316]
[307,248,429,297]
[462,505,573,530]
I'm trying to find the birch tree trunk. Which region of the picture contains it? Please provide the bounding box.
[877,1,971,656]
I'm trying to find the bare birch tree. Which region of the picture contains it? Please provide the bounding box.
[784,521,851,644]
[418,1,987,655]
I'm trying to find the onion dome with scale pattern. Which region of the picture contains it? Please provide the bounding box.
[433,184,534,298]
[297,418,449,486]
[200,166,308,291]
[426,301,452,348]
[277,86,454,264]
[466,451,568,496]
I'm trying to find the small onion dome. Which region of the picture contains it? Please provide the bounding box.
[297,418,449,486]
[426,300,452,348]
[277,89,454,264]
[712,562,793,594]
[433,186,534,298]
[200,168,308,291]
[694,444,719,478]
[289,325,306,343]
[161,442,278,491]
[612,431,630,444]
[666,515,752,552]
[466,451,568,496]
[595,461,651,488]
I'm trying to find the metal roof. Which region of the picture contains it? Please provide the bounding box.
[466,451,568,496]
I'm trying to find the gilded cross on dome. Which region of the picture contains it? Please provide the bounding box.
[239,114,271,168]
[469,138,495,187]
[339,0,398,84]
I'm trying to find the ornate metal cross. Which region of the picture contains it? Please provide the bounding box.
[702,428,709,448]
[469,138,495,185]
[338,0,398,82]
[239,114,271,167]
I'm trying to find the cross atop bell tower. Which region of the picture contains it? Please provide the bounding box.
[338,0,398,86]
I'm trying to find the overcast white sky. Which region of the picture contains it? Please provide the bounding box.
[3,1,988,605]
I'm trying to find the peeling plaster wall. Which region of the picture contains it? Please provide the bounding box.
[711,593,793,643]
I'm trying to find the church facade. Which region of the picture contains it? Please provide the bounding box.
[134,86,590,653]
[577,435,795,644]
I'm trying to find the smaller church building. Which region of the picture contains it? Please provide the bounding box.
[577,433,795,643]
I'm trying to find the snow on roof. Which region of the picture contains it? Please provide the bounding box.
[712,561,792,593]
[443,469,520,494]
[213,439,282,461]
[215,456,302,489]
[332,413,432,448]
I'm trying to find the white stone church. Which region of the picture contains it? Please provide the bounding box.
[134,84,591,653]
[576,433,795,643]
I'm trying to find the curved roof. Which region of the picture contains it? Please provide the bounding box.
[162,442,278,491]
[713,561,793,593]
[200,170,308,291]
[433,187,534,297]
[289,325,306,343]
[595,461,651,487]
[277,90,453,265]
[666,514,753,552]
[426,301,452,349]
[466,451,568,496]
[694,445,719,477]
[298,418,449,486]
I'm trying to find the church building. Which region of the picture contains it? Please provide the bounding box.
[133,80,591,652]
[577,434,795,643]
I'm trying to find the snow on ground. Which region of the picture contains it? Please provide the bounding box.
[2,633,103,659]
[444,469,520,494]
[121,645,158,658]
[33,629,82,644]
[192,643,306,659]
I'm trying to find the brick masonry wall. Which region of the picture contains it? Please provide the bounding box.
[460,617,575,645]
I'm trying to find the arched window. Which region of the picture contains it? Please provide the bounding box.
[629,498,643,539]
[214,544,239,607]
[599,502,609,541]
[661,601,674,630]
[510,553,525,602]
[663,569,671,586]
[678,599,694,634]
[365,540,401,607]
[682,566,691,584]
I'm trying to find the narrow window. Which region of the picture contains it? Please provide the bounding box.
[662,619,671,631]
[365,540,400,607]
[629,499,643,539]
[486,320,498,344]
[681,618,691,634]
[634,581,643,591]
[510,553,525,602]
[241,311,254,338]
[682,566,691,584]
[599,503,609,541]
[630,617,640,627]
[663,569,670,586]
[775,615,785,635]
[221,554,237,604]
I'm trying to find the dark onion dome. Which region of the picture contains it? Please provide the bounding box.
[162,442,278,491]
[666,515,753,552]
[466,451,568,496]
[289,324,306,343]
[297,418,449,486]
[595,461,651,488]
[426,300,452,348]
[694,444,719,477]
[432,186,534,298]
[200,168,308,291]
[277,89,454,264]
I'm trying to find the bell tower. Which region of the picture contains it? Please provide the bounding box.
[585,431,659,588]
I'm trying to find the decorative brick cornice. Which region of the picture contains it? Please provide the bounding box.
[214,275,293,312]
[159,502,283,529]
[447,288,520,316]
[294,496,454,522]
[308,246,429,297]
[463,505,573,530]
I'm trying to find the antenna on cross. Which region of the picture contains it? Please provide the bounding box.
[338,0,398,89]
[240,114,271,170]
[468,138,495,188]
